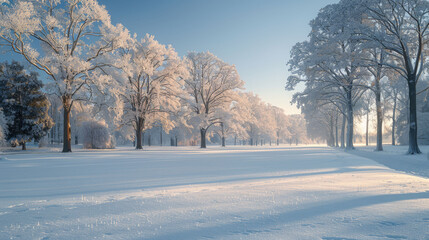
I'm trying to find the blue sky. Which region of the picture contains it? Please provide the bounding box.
[101,0,338,115]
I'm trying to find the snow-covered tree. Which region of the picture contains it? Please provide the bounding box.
[0,61,53,150]
[168,106,193,146]
[359,43,388,151]
[81,120,114,149]
[0,108,7,146]
[271,106,290,145]
[0,0,129,152]
[384,76,408,145]
[287,2,368,150]
[357,0,429,154]
[287,114,309,145]
[241,92,279,146]
[115,34,187,149]
[184,52,244,148]
[396,79,429,145]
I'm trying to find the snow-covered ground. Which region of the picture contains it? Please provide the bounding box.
[0,145,428,239]
[352,144,429,179]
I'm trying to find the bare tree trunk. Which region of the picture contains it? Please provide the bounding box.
[335,114,339,147]
[22,142,26,150]
[407,79,421,154]
[392,94,397,145]
[375,80,383,151]
[136,129,142,150]
[62,96,72,153]
[340,114,346,149]
[366,111,369,146]
[221,122,225,147]
[346,90,354,150]
[329,114,335,147]
[200,128,207,148]
[135,117,144,150]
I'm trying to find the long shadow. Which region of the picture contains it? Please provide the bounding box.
[145,191,429,240]
[0,167,385,199]
[346,149,429,179]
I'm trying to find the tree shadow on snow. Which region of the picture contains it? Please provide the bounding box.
[145,191,429,240]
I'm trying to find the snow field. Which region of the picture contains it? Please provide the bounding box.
[0,145,428,239]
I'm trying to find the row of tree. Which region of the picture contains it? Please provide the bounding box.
[287,0,429,154]
[0,0,305,151]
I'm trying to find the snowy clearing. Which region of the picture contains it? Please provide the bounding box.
[0,145,428,239]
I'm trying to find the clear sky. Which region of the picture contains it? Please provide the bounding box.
[101,0,338,115]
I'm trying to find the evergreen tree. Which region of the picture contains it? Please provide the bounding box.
[0,62,53,150]
[0,108,7,146]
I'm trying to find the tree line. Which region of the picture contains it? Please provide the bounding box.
[0,0,305,151]
[287,0,429,154]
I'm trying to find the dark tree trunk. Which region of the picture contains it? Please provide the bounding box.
[135,117,144,150]
[221,123,225,147]
[335,114,339,147]
[375,80,383,151]
[407,79,421,154]
[148,134,151,146]
[341,114,346,148]
[62,98,72,152]
[250,138,253,146]
[346,89,354,150]
[75,135,78,145]
[200,128,207,148]
[136,129,142,150]
[234,136,237,145]
[21,142,26,150]
[175,136,178,146]
[392,94,397,146]
[329,115,335,147]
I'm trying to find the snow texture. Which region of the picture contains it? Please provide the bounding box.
[0,145,428,239]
